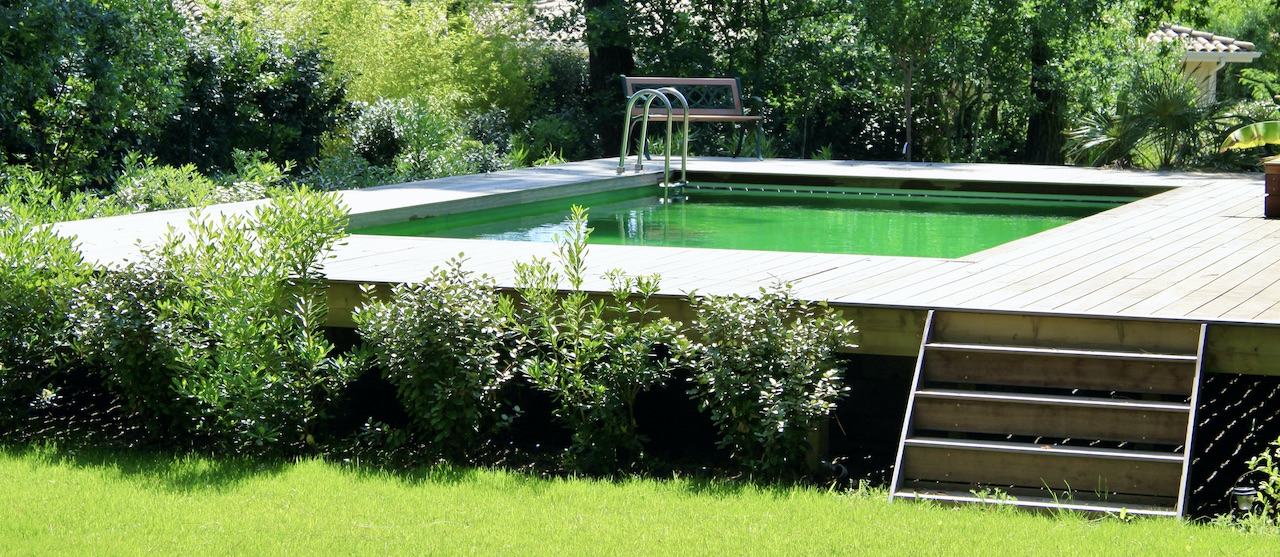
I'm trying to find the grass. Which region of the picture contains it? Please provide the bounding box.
[1,445,1274,555]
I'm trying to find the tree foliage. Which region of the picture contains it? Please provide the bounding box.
[147,12,351,174]
[0,0,185,190]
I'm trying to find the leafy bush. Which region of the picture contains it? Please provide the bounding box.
[1247,436,1280,520]
[0,0,186,190]
[353,259,516,458]
[110,151,283,213]
[349,99,424,168]
[514,110,596,165]
[139,189,355,451]
[1,165,128,224]
[296,147,399,191]
[68,266,187,439]
[398,139,508,179]
[349,98,511,181]
[0,213,91,430]
[219,0,534,113]
[1,0,349,189]
[147,11,351,174]
[684,285,856,476]
[1066,62,1228,169]
[506,206,685,471]
[464,107,515,156]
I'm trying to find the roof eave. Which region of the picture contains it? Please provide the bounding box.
[1183,51,1263,64]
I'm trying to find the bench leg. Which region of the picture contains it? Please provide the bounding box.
[755,120,763,160]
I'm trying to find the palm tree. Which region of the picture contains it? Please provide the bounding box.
[1066,66,1221,169]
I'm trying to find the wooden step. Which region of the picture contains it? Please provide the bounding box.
[911,389,1190,444]
[900,437,1185,497]
[930,312,1202,355]
[890,489,1179,517]
[924,342,1198,362]
[921,348,1196,396]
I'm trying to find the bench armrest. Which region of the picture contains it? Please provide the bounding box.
[746,95,766,117]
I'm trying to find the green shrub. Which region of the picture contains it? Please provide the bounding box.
[464,107,515,155]
[0,0,186,190]
[397,139,508,178]
[514,110,596,164]
[147,11,351,174]
[684,285,856,476]
[141,189,355,451]
[349,99,423,168]
[349,98,510,181]
[110,151,283,213]
[1247,436,1280,520]
[297,147,399,191]
[1,165,128,224]
[506,206,686,472]
[353,258,516,458]
[220,0,534,112]
[67,266,188,439]
[0,213,92,430]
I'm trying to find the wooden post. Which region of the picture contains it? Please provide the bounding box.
[1266,159,1280,219]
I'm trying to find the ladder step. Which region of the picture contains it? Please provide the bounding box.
[921,349,1196,396]
[925,342,1198,362]
[913,389,1191,412]
[912,391,1191,444]
[928,311,1202,356]
[903,437,1184,462]
[901,438,1185,497]
[890,490,1178,517]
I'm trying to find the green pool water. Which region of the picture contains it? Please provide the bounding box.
[353,185,1130,258]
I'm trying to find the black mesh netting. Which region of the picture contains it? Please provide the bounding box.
[1186,371,1280,519]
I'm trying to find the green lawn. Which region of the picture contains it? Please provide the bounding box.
[1,446,1272,555]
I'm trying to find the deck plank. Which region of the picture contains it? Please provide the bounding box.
[1008,209,1269,313]
[900,186,1221,308]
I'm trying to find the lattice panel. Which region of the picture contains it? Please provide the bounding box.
[646,84,735,110]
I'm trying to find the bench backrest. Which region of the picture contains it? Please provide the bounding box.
[622,76,745,117]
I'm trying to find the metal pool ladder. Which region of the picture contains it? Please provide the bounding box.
[618,87,688,203]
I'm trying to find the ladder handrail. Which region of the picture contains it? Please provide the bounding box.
[617,87,690,193]
[618,89,669,174]
[656,87,690,185]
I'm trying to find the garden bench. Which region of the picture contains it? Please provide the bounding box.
[622,76,765,159]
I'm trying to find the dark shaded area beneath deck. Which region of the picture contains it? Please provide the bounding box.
[828,354,916,485]
[1187,372,1280,519]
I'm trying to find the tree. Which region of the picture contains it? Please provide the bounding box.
[0,0,185,190]
[146,12,351,174]
[1021,0,1117,164]
[857,0,968,162]
[581,0,635,152]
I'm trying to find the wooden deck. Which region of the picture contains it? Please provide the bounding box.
[52,157,1280,370]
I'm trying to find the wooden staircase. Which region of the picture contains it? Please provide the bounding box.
[890,311,1205,517]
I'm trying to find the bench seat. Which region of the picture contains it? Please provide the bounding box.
[622,76,764,159]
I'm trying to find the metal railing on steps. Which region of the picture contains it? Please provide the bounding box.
[617,87,688,203]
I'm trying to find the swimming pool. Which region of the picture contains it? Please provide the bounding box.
[352,184,1132,258]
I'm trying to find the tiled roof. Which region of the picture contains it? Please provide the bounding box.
[1148,23,1256,53]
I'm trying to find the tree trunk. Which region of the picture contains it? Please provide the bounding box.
[1022,36,1064,164]
[902,63,915,163]
[584,0,635,153]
